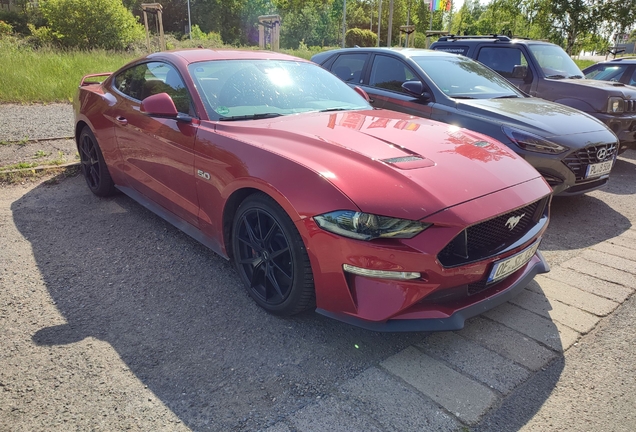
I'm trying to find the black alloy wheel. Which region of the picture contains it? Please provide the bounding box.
[232,193,314,315]
[78,126,116,197]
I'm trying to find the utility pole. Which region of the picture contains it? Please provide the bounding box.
[377,0,382,47]
[341,0,347,48]
[187,0,192,39]
[387,0,393,47]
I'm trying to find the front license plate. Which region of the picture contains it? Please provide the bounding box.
[585,160,613,178]
[487,240,541,284]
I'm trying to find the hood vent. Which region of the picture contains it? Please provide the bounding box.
[382,155,435,170]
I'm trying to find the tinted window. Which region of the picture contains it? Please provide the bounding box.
[331,53,368,83]
[369,55,416,93]
[584,64,629,82]
[477,47,529,78]
[114,62,192,114]
[630,68,636,86]
[412,55,523,99]
[528,44,583,78]
[188,60,370,119]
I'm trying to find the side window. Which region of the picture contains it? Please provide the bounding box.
[114,62,192,115]
[369,55,416,93]
[330,53,368,84]
[477,47,529,78]
[629,68,636,86]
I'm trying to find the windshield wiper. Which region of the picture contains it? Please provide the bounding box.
[493,94,520,99]
[452,96,476,99]
[546,74,566,79]
[318,107,353,112]
[219,113,284,121]
[568,74,583,79]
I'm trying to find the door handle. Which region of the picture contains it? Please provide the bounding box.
[116,116,128,126]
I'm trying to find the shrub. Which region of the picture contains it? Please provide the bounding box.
[40,0,145,49]
[0,20,12,36]
[345,28,377,47]
[183,25,224,48]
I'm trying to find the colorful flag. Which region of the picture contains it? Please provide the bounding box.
[430,0,451,12]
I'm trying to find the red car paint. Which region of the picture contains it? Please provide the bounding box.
[74,49,552,331]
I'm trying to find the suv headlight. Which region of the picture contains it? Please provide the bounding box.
[502,126,568,154]
[607,97,624,113]
[314,210,431,241]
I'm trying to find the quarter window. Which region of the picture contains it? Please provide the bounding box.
[114,62,192,114]
[369,55,416,93]
[330,53,368,84]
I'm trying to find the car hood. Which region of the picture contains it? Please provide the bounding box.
[539,78,636,112]
[457,97,608,138]
[213,110,546,220]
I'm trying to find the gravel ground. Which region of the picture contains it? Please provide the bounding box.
[0,104,73,142]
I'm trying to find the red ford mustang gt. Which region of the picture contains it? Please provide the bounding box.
[74,49,552,331]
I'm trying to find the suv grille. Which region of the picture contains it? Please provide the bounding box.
[626,99,636,113]
[437,197,548,267]
[563,142,617,181]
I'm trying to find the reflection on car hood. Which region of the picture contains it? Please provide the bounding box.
[214,110,547,220]
[457,97,608,137]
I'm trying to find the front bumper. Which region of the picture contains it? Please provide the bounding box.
[593,112,636,151]
[317,251,549,332]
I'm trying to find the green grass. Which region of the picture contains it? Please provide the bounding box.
[573,59,596,70]
[0,38,138,103]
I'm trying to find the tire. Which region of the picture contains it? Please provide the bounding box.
[232,193,315,315]
[78,126,117,197]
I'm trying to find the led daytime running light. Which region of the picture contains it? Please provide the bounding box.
[343,264,421,280]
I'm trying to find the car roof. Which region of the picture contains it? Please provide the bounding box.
[433,35,555,46]
[314,47,459,60]
[147,49,307,64]
[607,57,636,63]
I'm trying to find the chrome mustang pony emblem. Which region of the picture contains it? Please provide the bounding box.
[505,214,525,230]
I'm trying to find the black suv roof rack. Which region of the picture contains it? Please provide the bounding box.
[436,34,511,42]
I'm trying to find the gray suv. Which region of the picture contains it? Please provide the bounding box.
[312,47,619,196]
[430,35,636,153]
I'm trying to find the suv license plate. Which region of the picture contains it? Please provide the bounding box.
[487,240,540,284]
[585,160,613,178]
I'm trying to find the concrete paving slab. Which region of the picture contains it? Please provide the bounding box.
[562,257,636,290]
[510,288,600,334]
[483,303,580,352]
[339,367,461,431]
[416,332,531,395]
[287,395,384,432]
[542,266,632,302]
[457,317,558,371]
[530,277,619,316]
[381,346,497,425]
[581,250,636,275]
[593,242,636,262]
[604,236,636,252]
[620,229,636,240]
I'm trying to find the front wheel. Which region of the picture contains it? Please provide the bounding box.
[78,126,116,197]
[232,193,315,315]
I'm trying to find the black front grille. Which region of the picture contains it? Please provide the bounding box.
[437,197,547,267]
[626,99,636,113]
[563,142,618,181]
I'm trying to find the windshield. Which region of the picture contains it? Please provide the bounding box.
[528,44,583,79]
[584,64,629,82]
[188,60,371,120]
[411,55,523,99]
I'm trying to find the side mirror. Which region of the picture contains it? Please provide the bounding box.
[141,93,192,122]
[353,86,371,102]
[401,80,431,100]
[512,65,528,79]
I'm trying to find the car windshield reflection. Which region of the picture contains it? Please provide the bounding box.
[188,60,371,120]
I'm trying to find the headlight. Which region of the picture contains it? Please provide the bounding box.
[313,210,431,241]
[502,126,568,154]
[607,97,624,114]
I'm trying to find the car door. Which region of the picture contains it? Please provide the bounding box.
[112,61,200,227]
[476,46,535,94]
[363,54,434,118]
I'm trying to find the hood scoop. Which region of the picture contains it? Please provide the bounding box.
[381,155,435,170]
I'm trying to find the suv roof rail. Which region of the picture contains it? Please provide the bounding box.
[436,34,511,42]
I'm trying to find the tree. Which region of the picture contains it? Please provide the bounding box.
[550,0,603,54]
[40,0,144,49]
[602,0,636,45]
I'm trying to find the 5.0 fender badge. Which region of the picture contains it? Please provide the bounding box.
[505,213,525,230]
[197,169,211,180]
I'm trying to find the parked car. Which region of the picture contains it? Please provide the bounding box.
[74,49,551,332]
[429,35,636,154]
[312,47,619,196]
[583,57,636,86]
